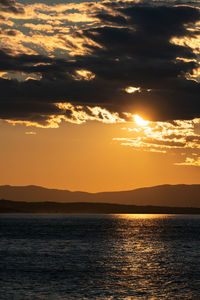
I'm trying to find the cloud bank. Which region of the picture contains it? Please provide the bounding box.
[0,0,200,127]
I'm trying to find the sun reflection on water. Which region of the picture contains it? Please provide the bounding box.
[114,214,174,219]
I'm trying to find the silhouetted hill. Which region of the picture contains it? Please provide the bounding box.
[1,199,200,214]
[0,184,200,207]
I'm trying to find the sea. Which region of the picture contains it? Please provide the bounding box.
[0,214,200,299]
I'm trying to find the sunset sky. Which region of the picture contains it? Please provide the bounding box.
[1,0,200,192]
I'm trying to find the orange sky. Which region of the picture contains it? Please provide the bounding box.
[1,120,200,192]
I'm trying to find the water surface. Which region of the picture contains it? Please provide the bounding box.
[0,214,200,299]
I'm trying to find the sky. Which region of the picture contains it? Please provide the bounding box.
[0,0,200,192]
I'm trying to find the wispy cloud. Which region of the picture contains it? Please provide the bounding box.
[114,116,200,165]
[175,156,200,166]
[5,102,125,128]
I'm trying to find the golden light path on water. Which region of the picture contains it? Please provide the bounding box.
[114,214,175,219]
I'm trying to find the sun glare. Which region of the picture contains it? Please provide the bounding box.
[133,114,149,126]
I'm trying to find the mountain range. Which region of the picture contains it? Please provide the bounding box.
[0,184,200,207]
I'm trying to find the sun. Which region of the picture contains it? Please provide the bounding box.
[133,114,149,126]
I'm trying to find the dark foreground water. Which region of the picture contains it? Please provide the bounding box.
[0,214,200,299]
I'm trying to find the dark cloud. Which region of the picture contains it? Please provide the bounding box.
[0,1,200,125]
[0,0,24,14]
[4,29,18,36]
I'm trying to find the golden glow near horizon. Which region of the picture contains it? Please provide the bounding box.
[4,108,200,167]
[1,120,200,192]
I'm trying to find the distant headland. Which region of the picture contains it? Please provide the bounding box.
[1,199,200,214]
